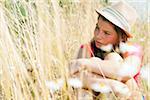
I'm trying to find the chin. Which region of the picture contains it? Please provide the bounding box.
[95,43,101,48]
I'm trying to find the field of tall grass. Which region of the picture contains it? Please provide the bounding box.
[0,0,149,100]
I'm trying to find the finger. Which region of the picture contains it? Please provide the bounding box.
[69,58,92,75]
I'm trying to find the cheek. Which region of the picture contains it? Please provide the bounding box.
[107,35,118,44]
[93,31,98,38]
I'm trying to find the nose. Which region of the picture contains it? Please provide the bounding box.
[96,29,105,39]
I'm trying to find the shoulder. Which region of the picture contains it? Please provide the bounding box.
[80,43,91,48]
[119,42,143,59]
[77,43,93,58]
[117,42,143,81]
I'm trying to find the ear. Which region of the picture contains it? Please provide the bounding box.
[121,33,128,42]
[114,35,122,46]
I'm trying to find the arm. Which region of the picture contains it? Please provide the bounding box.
[71,70,131,98]
[70,53,142,82]
[87,55,141,82]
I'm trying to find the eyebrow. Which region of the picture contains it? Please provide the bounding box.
[97,23,112,34]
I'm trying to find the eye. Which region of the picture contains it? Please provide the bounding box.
[104,31,111,35]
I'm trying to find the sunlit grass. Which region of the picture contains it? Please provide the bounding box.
[0,0,149,99]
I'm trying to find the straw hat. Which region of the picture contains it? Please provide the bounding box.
[96,1,138,38]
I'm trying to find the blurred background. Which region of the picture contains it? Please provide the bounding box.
[0,0,149,99]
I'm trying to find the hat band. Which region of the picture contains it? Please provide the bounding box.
[103,7,131,32]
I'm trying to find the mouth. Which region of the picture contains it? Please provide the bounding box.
[95,41,103,48]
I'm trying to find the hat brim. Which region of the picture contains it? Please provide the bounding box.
[95,9,133,38]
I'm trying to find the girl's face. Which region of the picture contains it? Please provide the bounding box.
[94,18,119,48]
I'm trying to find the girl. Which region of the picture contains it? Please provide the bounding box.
[69,1,143,99]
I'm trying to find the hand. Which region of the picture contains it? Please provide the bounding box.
[68,57,102,75]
